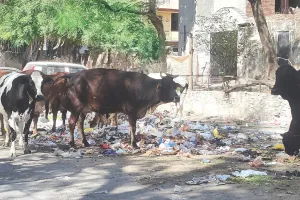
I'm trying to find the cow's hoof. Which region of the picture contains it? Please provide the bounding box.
[24,149,31,154]
[69,141,76,148]
[131,141,139,149]
[83,139,90,147]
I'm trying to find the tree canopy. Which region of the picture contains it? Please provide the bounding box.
[0,0,161,61]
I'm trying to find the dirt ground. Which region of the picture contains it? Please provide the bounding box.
[1,122,300,200]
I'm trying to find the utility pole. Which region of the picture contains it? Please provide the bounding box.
[188,33,194,90]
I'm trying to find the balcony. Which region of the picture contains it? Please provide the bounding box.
[157,0,179,10]
[165,30,178,42]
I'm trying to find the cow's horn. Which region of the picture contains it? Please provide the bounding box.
[160,71,164,78]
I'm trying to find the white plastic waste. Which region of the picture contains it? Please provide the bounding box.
[231,169,267,177]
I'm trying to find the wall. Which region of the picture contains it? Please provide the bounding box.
[157,91,291,126]
[246,0,276,16]
[178,0,196,55]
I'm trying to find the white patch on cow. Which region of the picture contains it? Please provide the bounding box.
[30,71,44,97]
[0,72,24,95]
[8,109,31,146]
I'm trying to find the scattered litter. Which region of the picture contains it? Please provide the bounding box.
[235,148,248,153]
[173,185,192,193]
[202,158,211,163]
[276,152,290,161]
[29,111,289,160]
[215,175,231,181]
[231,169,267,177]
[286,170,300,177]
[237,155,251,162]
[273,143,285,150]
[186,175,231,185]
[94,190,108,194]
[250,156,266,167]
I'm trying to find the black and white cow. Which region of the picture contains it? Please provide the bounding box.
[0,71,45,157]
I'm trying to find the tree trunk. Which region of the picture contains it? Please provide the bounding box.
[21,40,42,69]
[147,0,167,72]
[249,0,278,79]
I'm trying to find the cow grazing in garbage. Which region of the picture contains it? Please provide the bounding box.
[147,73,188,118]
[49,68,180,147]
[0,72,46,156]
[271,63,300,155]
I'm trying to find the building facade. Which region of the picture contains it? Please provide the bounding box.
[157,0,179,54]
[177,0,300,81]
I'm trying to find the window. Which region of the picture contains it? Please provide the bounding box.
[171,13,178,31]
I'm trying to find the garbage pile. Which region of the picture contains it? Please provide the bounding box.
[29,111,288,159]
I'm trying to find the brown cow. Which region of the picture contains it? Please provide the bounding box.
[48,68,180,148]
[29,71,68,134]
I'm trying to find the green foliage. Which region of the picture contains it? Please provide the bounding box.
[0,0,160,61]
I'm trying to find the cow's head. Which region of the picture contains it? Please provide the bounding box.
[15,75,39,101]
[281,132,300,156]
[271,64,300,100]
[158,73,180,103]
[29,71,54,101]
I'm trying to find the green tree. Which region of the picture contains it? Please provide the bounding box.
[0,0,162,67]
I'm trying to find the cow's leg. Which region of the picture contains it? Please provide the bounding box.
[51,102,59,132]
[0,114,4,136]
[32,112,39,136]
[89,113,100,128]
[3,118,11,147]
[45,100,49,120]
[128,115,137,148]
[109,113,118,127]
[61,110,67,130]
[9,120,17,157]
[68,112,79,148]
[23,117,33,154]
[78,113,89,147]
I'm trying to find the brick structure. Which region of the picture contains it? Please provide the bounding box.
[246,0,276,16]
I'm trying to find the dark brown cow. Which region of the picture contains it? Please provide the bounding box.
[271,63,300,156]
[49,68,180,147]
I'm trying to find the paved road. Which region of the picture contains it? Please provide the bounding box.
[1,145,298,200]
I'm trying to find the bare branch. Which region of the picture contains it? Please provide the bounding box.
[224,79,274,94]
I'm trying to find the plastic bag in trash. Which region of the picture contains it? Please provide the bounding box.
[273,143,285,150]
[231,169,267,177]
[213,128,223,139]
[250,156,266,167]
[215,174,231,181]
[235,148,248,153]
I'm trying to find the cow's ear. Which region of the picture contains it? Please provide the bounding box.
[157,84,162,91]
[43,77,54,85]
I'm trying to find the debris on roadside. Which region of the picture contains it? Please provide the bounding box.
[28,111,289,162]
[185,174,231,185]
[231,169,267,177]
